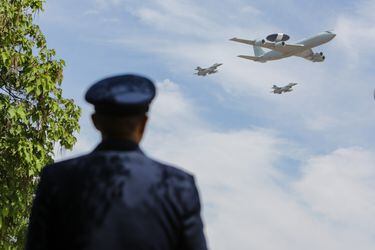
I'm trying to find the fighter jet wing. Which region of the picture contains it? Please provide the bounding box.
[283,86,292,91]
[230,37,304,54]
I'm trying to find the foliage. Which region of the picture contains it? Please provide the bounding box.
[0,0,81,248]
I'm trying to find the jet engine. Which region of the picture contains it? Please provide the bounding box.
[312,52,325,62]
[255,39,266,46]
[274,41,286,47]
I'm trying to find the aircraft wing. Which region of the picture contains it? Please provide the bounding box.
[230,37,305,54]
[269,43,305,54]
[295,49,315,61]
[238,55,262,61]
[230,38,257,46]
[283,86,292,91]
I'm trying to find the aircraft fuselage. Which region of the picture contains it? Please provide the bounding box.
[261,32,336,61]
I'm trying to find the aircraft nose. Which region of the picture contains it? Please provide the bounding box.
[326,30,336,38]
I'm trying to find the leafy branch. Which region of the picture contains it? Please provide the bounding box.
[0,0,81,248]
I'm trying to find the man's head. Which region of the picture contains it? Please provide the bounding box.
[85,74,156,143]
[91,113,148,143]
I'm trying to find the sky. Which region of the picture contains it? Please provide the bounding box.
[36,0,375,249]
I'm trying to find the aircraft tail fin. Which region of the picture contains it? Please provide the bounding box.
[253,45,265,57]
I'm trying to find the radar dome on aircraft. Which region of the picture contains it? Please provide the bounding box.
[266,33,290,42]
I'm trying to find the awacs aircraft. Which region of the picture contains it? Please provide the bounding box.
[195,63,222,76]
[230,31,336,63]
[271,83,298,94]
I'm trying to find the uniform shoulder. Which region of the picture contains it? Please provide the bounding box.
[148,159,195,188]
[41,154,92,177]
[149,159,201,216]
[152,160,194,179]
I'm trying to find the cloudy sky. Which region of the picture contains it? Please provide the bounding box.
[37,0,375,249]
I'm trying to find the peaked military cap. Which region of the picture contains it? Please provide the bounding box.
[85,74,156,116]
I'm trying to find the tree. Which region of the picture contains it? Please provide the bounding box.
[0,0,81,248]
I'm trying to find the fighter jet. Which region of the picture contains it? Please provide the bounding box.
[230,31,336,63]
[195,63,222,76]
[271,83,298,94]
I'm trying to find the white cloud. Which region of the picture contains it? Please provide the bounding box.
[148,79,207,132]
[240,5,262,15]
[103,0,329,100]
[294,147,375,230]
[142,80,375,250]
[304,115,340,131]
[104,0,375,147]
[93,0,122,10]
[334,0,375,63]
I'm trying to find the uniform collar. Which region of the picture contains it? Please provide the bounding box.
[94,139,142,152]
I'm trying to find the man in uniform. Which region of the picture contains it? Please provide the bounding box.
[26,74,208,250]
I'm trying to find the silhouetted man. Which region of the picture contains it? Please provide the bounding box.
[26,74,208,250]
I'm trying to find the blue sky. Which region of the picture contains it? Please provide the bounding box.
[37,0,375,249]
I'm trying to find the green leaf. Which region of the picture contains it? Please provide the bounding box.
[7,108,16,118]
[0,1,81,248]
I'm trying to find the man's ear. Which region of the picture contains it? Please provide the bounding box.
[91,113,101,131]
[139,115,148,136]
